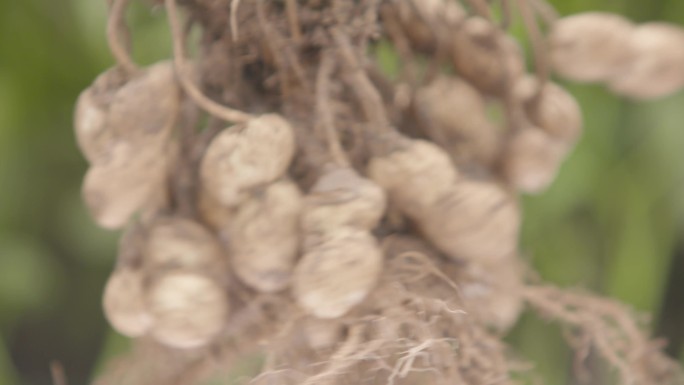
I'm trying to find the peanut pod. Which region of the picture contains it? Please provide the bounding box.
[147,270,229,349]
[294,228,383,319]
[200,114,296,207]
[227,178,302,293]
[548,12,633,82]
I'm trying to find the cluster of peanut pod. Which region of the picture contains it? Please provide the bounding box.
[74,0,684,354]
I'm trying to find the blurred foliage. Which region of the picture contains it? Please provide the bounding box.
[0,0,682,384]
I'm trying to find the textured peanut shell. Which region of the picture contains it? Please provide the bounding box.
[451,17,525,95]
[82,139,172,229]
[74,68,127,164]
[106,61,179,144]
[229,179,302,293]
[145,217,224,272]
[549,12,633,82]
[147,271,228,349]
[502,127,569,194]
[393,0,466,52]
[294,229,383,319]
[75,62,178,165]
[514,76,583,143]
[304,317,343,350]
[303,167,387,233]
[367,139,458,217]
[197,186,232,230]
[459,260,524,333]
[419,179,520,262]
[103,267,153,338]
[609,23,684,99]
[200,114,296,207]
[415,76,500,165]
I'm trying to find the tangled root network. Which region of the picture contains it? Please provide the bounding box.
[81,0,684,384]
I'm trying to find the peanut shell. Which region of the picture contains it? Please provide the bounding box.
[228,179,302,293]
[200,114,296,207]
[147,271,228,349]
[294,228,383,319]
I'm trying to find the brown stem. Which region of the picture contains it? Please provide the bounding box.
[316,52,349,167]
[107,0,138,74]
[529,0,559,25]
[516,0,549,87]
[464,0,493,22]
[285,0,303,44]
[379,5,418,87]
[164,0,253,123]
[230,0,241,41]
[330,28,391,132]
[500,0,512,30]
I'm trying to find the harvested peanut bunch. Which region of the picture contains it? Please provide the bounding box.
[80,1,684,384]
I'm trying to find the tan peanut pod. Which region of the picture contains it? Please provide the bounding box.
[304,317,343,350]
[502,127,569,194]
[415,76,500,166]
[419,179,520,262]
[548,12,634,82]
[303,166,387,234]
[147,271,229,349]
[228,179,302,293]
[200,114,296,207]
[74,61,179,165]
[102,267,153,338]
[450,17,525,95]
[106,61,180,145]
[513,76,583,143]
[390,0,466,52]
[608,22,684,99]
[459,260,524,333]
[294,228,383,319]
[197,186,232,230]
[367,138,458,217]
[81,139,172,229]
[145,217,224,272]
[74,68,128,164]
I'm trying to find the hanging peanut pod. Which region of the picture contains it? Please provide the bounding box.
[293,228,383,319]
[548,12,634,82]
[200,114,296,207]
[458,259,524,333]
[387,0,466,53]
[302,166,387,234]
[81,139,174,229]
[106,61,180,144]
[144,216,225,274]
[74,68,128,164]
[450,17,525,95]
[227,178,302,293]
[608,22,684,99]
[367,135,459,218]
[74,61,180,165]
[501,127,569,194]
[418,179,520,262]
[513,76,583,143]
[196,186,232,230]
[415,75,500,167]
[147,270,229,349]
[303,317,343,350]
[102,267,153,338]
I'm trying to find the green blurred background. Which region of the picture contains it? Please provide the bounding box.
[0,0,683,384]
